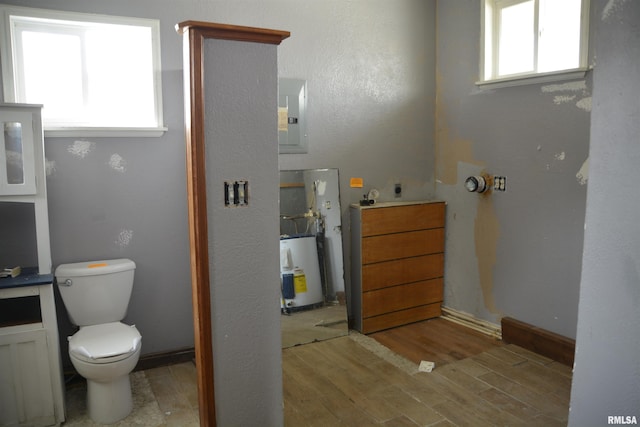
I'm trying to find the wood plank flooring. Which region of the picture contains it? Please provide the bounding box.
[283,319,572,426]
[370,318,504,367]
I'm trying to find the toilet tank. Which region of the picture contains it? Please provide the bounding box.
[55,259,136,326]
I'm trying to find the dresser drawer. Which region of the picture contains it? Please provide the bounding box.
[362,278,443,318]
[362,228,444,264]
[362,253,444,292]
[361,202,445,237]
[362,304,442,334]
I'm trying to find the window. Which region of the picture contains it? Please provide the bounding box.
[0,6,166,137]
[480,0,589,87]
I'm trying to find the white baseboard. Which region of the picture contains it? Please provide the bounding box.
[441,306,502,339]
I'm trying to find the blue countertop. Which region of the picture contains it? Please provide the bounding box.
[0,267,53,289]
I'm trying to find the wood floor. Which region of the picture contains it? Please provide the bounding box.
[283,318,572,426]
[370,317,504,367]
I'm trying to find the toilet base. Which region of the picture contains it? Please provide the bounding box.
[87,374,133,424]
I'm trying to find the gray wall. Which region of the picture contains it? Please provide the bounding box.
[203,37,282,426]
[569,0,640,423]
[435,1,592,339]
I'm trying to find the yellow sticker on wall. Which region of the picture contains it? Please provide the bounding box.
[350,177,364,188]
[293,273,308,293]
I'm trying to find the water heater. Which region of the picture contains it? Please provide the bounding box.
[279,235,323,310]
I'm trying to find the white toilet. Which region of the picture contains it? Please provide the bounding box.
[55,259,142,424]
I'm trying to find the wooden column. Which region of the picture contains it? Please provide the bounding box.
[176,21,289,426]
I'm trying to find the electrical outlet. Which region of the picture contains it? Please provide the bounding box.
[493,176,507,192]
[394,183,402,198]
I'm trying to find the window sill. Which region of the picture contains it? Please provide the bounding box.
[44,126,168,138]
[476,68,590,90]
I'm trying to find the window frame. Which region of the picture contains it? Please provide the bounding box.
[479,0,590,89]
[0,5,166,137]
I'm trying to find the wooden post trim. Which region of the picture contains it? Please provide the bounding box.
[176,21,290,45]
[178,21,290,427]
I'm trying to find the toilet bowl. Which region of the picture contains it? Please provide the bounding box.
[68,322,142,424]
[55,259,142,424]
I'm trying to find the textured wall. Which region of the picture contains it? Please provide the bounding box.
[569,0,640,422]
[203,38,283,426]
[435,1,592,338]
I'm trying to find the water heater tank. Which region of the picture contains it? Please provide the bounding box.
[279,235,323,310]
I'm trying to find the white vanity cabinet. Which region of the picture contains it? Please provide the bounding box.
[0,104,65,426]
[0,280,64,426]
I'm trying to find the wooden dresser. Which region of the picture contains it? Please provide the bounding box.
[350,201,445,333]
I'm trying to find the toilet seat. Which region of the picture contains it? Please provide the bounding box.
[69,322,141,364]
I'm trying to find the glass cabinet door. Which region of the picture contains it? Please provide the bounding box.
[0,108,36,195]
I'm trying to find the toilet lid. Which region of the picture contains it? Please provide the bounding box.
[69,322,141,364]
